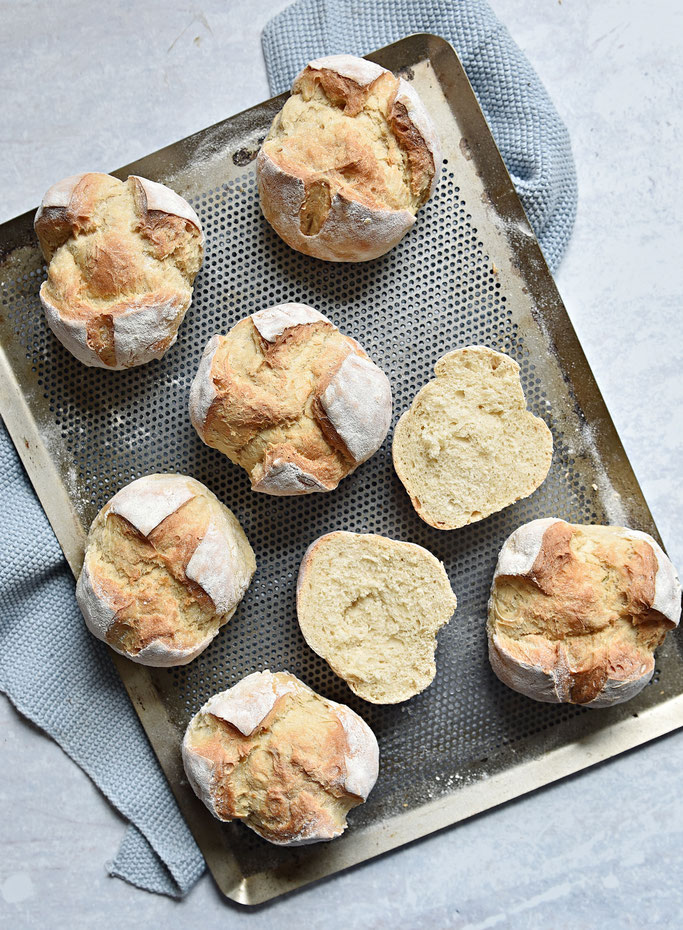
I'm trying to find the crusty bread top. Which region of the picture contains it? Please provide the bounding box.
[76,474,255,666]
[293,55,441,200]
[189,303,392,495]
[296,532,457,703]
[392,346,553,530]
[257,55,440,262]
[488,519,681,705]
[34,173,203,368]
[182,670,379,845]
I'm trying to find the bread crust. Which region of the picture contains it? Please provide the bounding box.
[257,151,416,262]
[189,303,392,495]
[487,519,681,706]
[76,474,255,666]
[257,54,441,262]
[181,670,379,845]
[35,172,203,369]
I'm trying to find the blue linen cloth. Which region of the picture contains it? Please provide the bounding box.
[0,0,577,899]
[0,424,205,897]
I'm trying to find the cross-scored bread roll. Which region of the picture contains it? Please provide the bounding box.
[488,519,682,706]
[35,172,203,369]
[182,670,379,844]
[189,302,392,495]
[76,474,255,666]
[392,346,553,529]
[257,54,441,261]
[297,532,457,703]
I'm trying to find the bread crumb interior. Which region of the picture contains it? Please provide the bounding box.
[298,534,457,703]
[393,348,553,529]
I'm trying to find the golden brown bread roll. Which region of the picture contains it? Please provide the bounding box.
[488,519,682,706]
[257,54,441,261]
[35,172,203,368]
[182,670,379,844]
[76,474,255,666]
[189,302,392,495]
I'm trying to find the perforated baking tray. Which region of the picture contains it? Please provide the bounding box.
[1,34,682,905]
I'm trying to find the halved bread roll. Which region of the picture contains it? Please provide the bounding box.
[488,519,681,706]
[182,670,379,845]
[257,54,441,261]
[76,474,255,666]
[35,172,203,369]
[296,532,457,703]
[392,346,553,530]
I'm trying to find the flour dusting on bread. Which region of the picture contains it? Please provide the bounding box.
[488,519,681,706]
[189,304,392,494]
[182,670,379,844]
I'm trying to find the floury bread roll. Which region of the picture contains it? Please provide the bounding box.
[488,519,682,706]
[76,475,255,666]
[35,172,203,368]
[297,532,457,703]
[182,670,379,845]
[189,302,392,495]
[392,346,553,529]
[257,54,441,261]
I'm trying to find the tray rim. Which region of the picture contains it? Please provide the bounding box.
[1,32,681,906]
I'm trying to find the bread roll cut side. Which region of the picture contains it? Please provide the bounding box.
[392,346,553,529]
[297,532,457,703]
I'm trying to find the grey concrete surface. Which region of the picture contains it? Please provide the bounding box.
[1,0,682,927]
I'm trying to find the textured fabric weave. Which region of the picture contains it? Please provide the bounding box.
[0,0,577,900]
[0,422,204,898]
[262,0,578,270]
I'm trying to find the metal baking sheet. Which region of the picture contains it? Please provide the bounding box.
[1,34,682,905]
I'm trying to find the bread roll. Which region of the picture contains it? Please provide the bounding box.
[257,54,441,261]
[76,474,255,666]
[392,346,553,530]
[297,532,457,703]
[189,302,392,495]
[488,519,682,706]
[182,670,379,845]
[35,172,203,369]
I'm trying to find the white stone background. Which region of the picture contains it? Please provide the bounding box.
[1,0,682,926]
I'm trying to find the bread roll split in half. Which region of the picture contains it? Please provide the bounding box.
[257,54,441,261]
[182,670,379,845]
[189,302,392,495]
[488,519,682,706]
[392,346,553,530]
[297,532,457,703]
[76,474,255,666]
[35,172,203,368]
